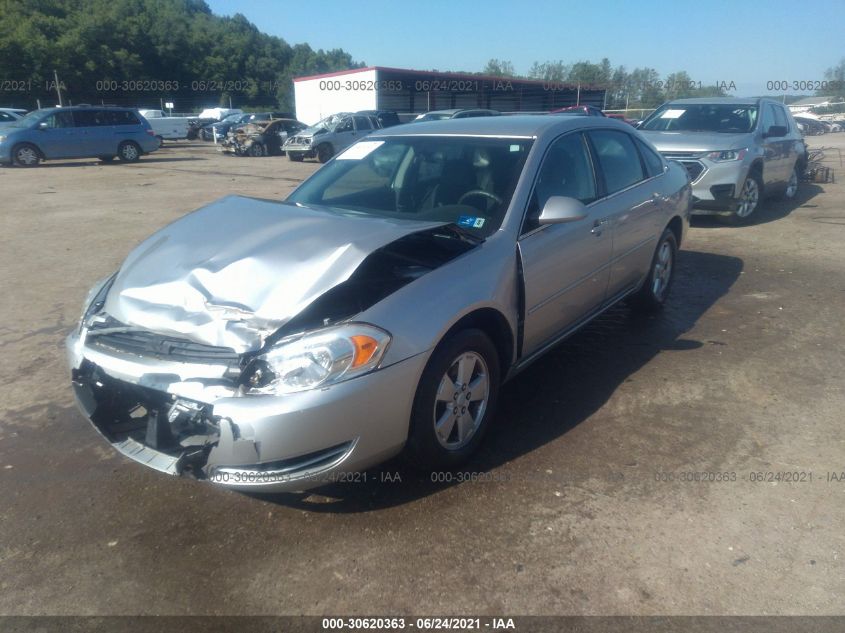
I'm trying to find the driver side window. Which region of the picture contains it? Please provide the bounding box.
[522,132,596,234]
[336,118,353,133]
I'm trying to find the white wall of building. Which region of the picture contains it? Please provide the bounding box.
[294,69,378,125]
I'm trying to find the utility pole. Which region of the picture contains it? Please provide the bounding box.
[53,70,63,106]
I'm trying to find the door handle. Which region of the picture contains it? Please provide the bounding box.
[591,218,609,236]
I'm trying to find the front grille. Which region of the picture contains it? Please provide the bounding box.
[678,160,706,182]
[87,320,239,366]
[661,154,706,183]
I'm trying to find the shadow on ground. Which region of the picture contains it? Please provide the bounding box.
[691,183,824,228]
[257,249,744,513]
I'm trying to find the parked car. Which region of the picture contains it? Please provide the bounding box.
[67,115,691,492]
[550,105,606,117]
[197,107,243,122]
[0,106,159,166]
[793,116,826,136]
[639,97,806,223]
[356,110,401,128]
[201,112,292,142]
[283,112,381,162]
[414,109,501,122]
[220,118,307,157]
[137,109,191,141]
[605,113,637,126]
[0,108,26,128]
[200,113,250,141]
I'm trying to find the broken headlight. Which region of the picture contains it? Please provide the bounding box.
[244,323,391,395]
[79,273,117,331]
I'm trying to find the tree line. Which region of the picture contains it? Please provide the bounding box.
[0,0,362,110]
[482,58,727,109]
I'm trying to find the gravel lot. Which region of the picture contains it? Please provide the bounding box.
[1,136,844,616]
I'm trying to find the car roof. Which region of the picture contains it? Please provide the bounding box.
[370,114,633,139]
[666,97,760,106]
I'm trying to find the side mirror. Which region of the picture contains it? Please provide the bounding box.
[37,121,48,130]
[538,196,588,225]
[764,125,787,138]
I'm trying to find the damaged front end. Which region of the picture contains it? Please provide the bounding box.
[67,196,478,490]
[219,121,268,156]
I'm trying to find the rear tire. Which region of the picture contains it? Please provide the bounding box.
[12,143,41,167]
[628,228,677,313]
[780,164,800,200]
[117,141,141,163]
[405,329,500,470]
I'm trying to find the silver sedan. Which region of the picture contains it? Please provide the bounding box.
[67,115,691,492]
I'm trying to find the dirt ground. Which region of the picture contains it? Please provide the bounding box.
[1,136,844,617]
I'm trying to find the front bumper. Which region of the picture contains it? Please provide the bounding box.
[67,329,427,492]
[284,144,315,158]
[667,156,751,215]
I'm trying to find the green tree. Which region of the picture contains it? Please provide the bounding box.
[482,58,515,77]
[821,58,845,98]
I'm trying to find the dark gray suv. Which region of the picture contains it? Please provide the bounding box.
[639,98,807,223]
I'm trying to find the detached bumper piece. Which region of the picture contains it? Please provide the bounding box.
[72,360,220,477]
[72,360,357,486]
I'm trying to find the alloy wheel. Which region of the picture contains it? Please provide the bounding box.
[433,352,490,450]
[736,177,760,218]
[651,239,673,300]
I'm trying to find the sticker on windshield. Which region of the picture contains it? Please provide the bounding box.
[457,215,485,229]
[660,109,685,119]
[337,141,385,160]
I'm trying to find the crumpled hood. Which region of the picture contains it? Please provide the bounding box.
[639,131,753,154]
[104,196,444,353]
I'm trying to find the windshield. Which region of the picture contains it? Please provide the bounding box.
[303,113,347,135]
[287,136,533,238]
[641,103,758,133]
[417,113,453,122]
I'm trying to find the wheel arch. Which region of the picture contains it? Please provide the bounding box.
[438,307,515,378]
[12,141,44,160]
[666,215,684,248]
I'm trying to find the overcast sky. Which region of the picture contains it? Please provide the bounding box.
[207,0,844,97]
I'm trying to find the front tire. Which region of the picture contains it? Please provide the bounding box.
[13,143,41,167]
[316,143,333,163]
[117,141,141,163]
[406,329,500,469]
[628,228,677,313]
[723,171,762,224]
[248,142,266,157]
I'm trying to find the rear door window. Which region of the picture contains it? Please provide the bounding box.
[73,110,110,127]
[104,110,141,126]
[635,137,665,178]
[588,129,645,194]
